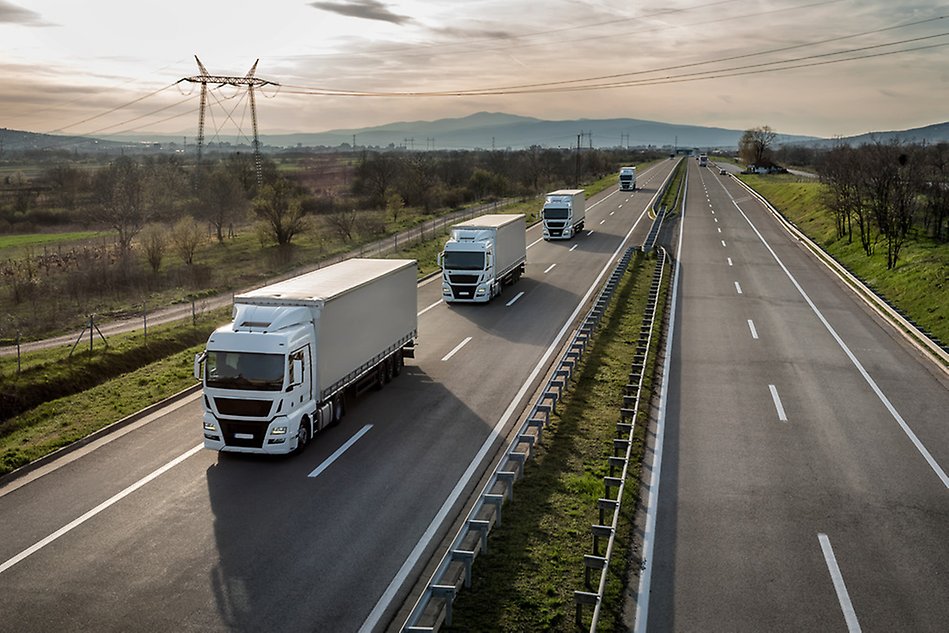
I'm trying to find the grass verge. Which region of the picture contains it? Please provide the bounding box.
[739,174,948,345]
[444,249,670,632]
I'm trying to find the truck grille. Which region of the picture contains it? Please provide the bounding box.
[449,274,480,284]
[215,398,273,417]
[450,284,477,299]
[219,419,268,448]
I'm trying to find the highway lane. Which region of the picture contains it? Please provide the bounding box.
[0,160,677,633]
[641,160,949,631]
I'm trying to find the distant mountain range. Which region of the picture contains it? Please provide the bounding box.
[3,113,947,154]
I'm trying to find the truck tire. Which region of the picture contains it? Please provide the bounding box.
[295,417,310,454]
[393,351,403,377]
[330,397,344,426]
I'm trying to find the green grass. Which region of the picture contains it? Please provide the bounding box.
[445,250,669,631]
[0,230,107,254]
[0,344,205,476]
[739,174,948,345]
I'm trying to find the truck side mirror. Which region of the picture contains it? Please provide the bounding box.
[194,351,207,381]
[437,252,444,268]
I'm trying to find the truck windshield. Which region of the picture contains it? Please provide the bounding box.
[444,251,485,270]
[544,207,569,220]
[206,351,284,391]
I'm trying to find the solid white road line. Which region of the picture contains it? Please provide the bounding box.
[308,425,373,478]
[0,444,204,576]
[505,291,525,307]
[569,244,578,252]
[544,263,557,274]
[769,384,788,422]
[635,162,687,633]
[735,281,743,294]
[748,319,759,339]
[528,236,544,249]
[441,336,472,362]
[418,299,442,316]
[818,533,863,633]
[716,178,949,488]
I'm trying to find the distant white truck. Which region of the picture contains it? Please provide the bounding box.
[195,258,418,454]
[699,153,709,167]
[439,213,526,303]
[542,189,586,240]
[619,166,636,191]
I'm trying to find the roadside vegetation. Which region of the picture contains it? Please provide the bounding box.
[445,250,670,632]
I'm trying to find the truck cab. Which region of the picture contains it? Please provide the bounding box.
[440,229,495,301]
[542,189,585,240]
[619,166,636,191]
[197,304,316,454]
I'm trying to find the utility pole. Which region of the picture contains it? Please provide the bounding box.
[403,137,415,150]
[179,56,277,185]
[586,131,593,150]
[575,133,581,188]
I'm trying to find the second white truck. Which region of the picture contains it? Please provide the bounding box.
[619,166,636,191]
[195,258,417,455]
[439,213,527,303]
[542,189,586,240]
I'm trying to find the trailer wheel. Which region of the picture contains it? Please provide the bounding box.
[295,417,310,454]
[393,351,403,377]
[373,365,386,391]
[384,357,394,383]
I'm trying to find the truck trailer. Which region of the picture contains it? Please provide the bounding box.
[542,189,586,240]
[195,258,418,454]
[439,213,526,303]
[619,166,636,191]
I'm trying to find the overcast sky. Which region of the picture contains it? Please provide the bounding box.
[1,0,946,143]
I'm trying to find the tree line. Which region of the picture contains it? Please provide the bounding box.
[817,140,948,268]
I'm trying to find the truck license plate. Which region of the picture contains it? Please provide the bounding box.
[234,432,254,440]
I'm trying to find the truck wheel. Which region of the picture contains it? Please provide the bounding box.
[373,365,385,391]
[330,398,344,426]
[384,357,394,383]
[295,417,310,454]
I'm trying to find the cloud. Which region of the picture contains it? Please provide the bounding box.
[308,0,412,25]
[0,0,53,26]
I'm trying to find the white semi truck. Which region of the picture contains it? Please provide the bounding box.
[542,189,586,240]
[439,213,526,303]
[619,166,636,191]
[195,258,418,454]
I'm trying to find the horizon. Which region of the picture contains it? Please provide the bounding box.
[2,1,947,142]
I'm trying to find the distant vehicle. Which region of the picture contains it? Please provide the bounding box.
[699,153,709,167]
[618,166,637,191]
[439,214,527,303]
[542,189,586,240]
[720,168,728,175]
[195,258,418,454]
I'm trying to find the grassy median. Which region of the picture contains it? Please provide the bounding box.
[445,250,670,632]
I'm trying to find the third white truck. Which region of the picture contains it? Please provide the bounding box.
[619,166,636,191]
[439,213,527,303]
[542,189,586,240]
[195,258,417,455]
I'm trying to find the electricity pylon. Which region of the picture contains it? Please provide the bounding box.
[179,56,277,185]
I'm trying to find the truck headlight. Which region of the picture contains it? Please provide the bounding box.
[476,287,486,295]
[272,426,288,435]
[203,421,217,432]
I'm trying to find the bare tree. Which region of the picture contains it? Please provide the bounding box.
[90,156,150,258]
[198,162,248,242]
[139,223,167,273]
[170,216,203,266]
[739,126,778,166]
[385,188,405,223]
[327,208,357,242]
[253,178,307,246]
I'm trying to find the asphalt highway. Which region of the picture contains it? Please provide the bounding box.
[639,159,949,632]
[0,159,677,633]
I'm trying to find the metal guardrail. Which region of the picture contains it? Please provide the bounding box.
[643,158,684,253]
[573,247,668,631]
[401,244,641,632]
[731,177,949,367]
